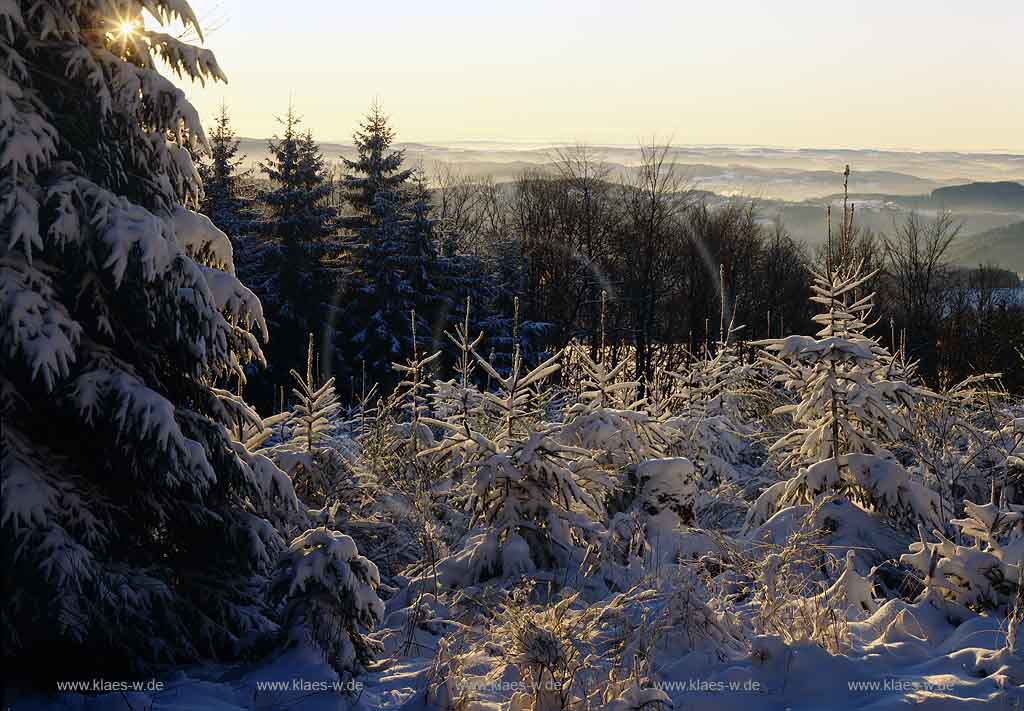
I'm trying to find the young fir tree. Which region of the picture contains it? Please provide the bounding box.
[196,103,256,236]
[903,500,1023,611]
[424,347,610,583]
[272,527,385,675]
[663,319,753,486]
[746,262,943,532]
[559,345,667,469]
[0,1,303,677]
[259,334,350,509]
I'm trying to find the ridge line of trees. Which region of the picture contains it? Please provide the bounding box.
[197,107,1024,403]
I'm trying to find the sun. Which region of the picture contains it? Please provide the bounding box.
[117,20,136,38]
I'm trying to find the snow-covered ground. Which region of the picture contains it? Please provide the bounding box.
[13,568,1019,711]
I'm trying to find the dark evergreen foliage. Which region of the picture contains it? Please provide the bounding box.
[196,104,258,237]
[242,109,342,406]
[0,1,302,679]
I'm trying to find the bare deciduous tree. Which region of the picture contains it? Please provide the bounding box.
[881,211,962,374]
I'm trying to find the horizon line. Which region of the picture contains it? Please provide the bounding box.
[229,136,1024,157]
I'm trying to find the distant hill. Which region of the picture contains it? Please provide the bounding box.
[952,221,1024,274]
[233,137,944,200]
[932,181,1024,210]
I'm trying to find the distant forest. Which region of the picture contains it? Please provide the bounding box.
[196,104,1024,404]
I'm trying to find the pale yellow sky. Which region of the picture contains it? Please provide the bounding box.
[173,0,1024,152]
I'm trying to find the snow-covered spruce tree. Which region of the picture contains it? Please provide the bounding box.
[339,109,444,390]
[906,373,1009,525]
[289,333,344,452]
[406,173,458,329]
[271,527,385,676]
[343,188,433,390]
[424,347,610,583]
[662,323,754,487]
[559,345,668,468]
[397,177,448,355]
[902,500,1024,611]
[555,345,701,577]
[389,322,444,494]
[195,102,256,237]
[341,101,414,225]
[746,262,942,531]
[260,110,335,250]
[324,382,434,583]
[429,297,490,435]
[258,334,352,509]
[0,1,302,677]
[252,109,338,395]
